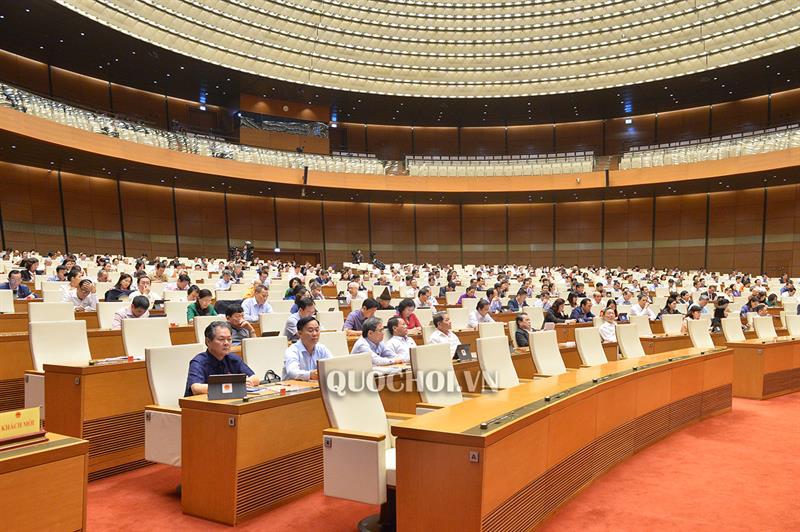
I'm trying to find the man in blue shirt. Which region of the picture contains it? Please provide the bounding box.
[241,285,272,322]
[283,316,333,380]
[343,298,379,336]
[350,317,404,366]
[569,298,595,323]
[283,297,316,340]
[185,321,260,396]
[0,270,33,299]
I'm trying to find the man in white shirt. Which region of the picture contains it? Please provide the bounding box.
[64,279,98,311]
[428,312,461,357]
[283,316,333,381]
[414,287,437,312]
[598,308,617,343]
[129,276,161,307]
[165,273,191,292]
[216,270,235,290]
[350,318,404,366]
[111,296,151,330]
[628,294,657,320]
[467,299,495,329]
[384,316,416,362]
[343,282,366,305]
[616,289,634,307]
[241,285,272,322]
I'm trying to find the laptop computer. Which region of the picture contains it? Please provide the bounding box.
[454,343,473,362]
[207,373,246,400]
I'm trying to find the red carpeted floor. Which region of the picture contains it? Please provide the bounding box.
[88,394,800,531]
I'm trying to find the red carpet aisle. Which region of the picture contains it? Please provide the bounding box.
[88,395,799,531]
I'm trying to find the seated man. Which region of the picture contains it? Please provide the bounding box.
[468,298,495,329]
[47,264,68,282]
[111,295,151,330]
[283,316,333,381]
[241,285,272,322]
[570,298,595,323]
[343,298,379,336]
[226,304,256,346]
[414,287,437,312]
[514,313,534,348]
[165,273,191,293]
[64,279,98,311]
[507,289,529,312]
[351,317,405,366]
[385,317,416,362]
[216,270,235,290]
[185,322,260,396]
[629,294,657,320]
[428,312,461,357]
[456,285,477,305]
[343,282,363,305]
[97,270,110,283]
[309,281,326,301]
[598,308,617,343]
[283,297,316,341]
[0,270,34,299]
[129,275,161,307]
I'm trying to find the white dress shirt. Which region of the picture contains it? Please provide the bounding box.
[282,341,333,381]
[351,336,397,366]
[428,329,461,356]
[241,297,273,322]
[598,321,617,343]
[111,306,150,330]
[414,297,437,313]
[63,289,98,311]
[467,310,494,329]
[628,303,657,320]
[384,335,417,362]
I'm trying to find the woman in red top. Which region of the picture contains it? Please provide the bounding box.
[396,298,422,335]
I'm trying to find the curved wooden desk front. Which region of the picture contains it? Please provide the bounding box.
[391,347,733,532]
[725,336,800,399]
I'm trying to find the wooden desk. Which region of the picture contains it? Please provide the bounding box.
[725,337,800,399]
[179,382,328,525]
[0,432,88,531]
[392,348,733,531]
[555,322,593,344]
[43,361,154,480]
[641,334,694,355]
[0,311,100,333]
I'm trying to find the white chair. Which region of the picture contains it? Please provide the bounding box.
[661,314,684,336]
[319,331,350,357]
[615,324,645,359]
[242,336,287,378]
[461,298,479,312]
[753,316,778,340]
[410,343,465,413]
[574,327,608,367]
[525,307,545,329]
[508,319,520,348]
[42,289,65,302]
[687,319,715,350]
[26,320,91,419]
[415,308,433,326]
[721,317,746,343]
[319,354,408,514]
[260,312,290,336]
[27,302,74,322]
[165,300,191,326]
[269,300,294,313]
[375,309,397,325]
[96,301,127,329]
[0,289,15,313]
[144,343,203,467]
[477,336,520,390]
[349,299,364,312]
[192,315,227,343]
[317,310,344,331]
[444,292,460,306]
[122,317,172,358]
[784,314,800,337]
[629,315,654,338]
[448,307,469,330]
[530,330,567,376]
[421,325,435,344]
[163,290,187,301]
[478,321,505,338]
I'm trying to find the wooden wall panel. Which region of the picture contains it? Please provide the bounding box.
[0,162,64,252]
[119,181,176,258]
[508,203,554,266]
[711,96,769,136]
[167,97,223,132]
[415,204,461,264]
[275,199,323,255]
[239,94,329,122]
[653,194,707,270]
[174,189,228,259]
[764,185,800,276]
[323,201,369,267]
[462,205,507,265]
[413,128,459,156]
[554,121,603,154]
[606,115,656,155]
[110,84,167,128]
[706,190,764,273]
[657,107,710,144]
[0,49,49,94]
[225,193,276,252]
[603,198,653,268]
[367,125,413,160]
[370,204,415,264]
[239,128,329,155]
[460,127,506,156]
[507,125,554,155]
[338,124,367,153]
[770,89,800,127]
[61,173,122,255]
[555,201,602,266]
[50,67,110,112]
